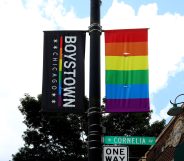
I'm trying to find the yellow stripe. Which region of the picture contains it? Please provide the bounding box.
[59,59,62,71]
[106,56,148,70]
[59,47,63,71]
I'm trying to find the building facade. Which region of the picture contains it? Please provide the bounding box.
[145,112,184,161]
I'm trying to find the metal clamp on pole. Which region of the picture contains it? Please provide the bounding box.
[88,105,102,161]
[87,106,102,153]
[88,23,102,34]
[88,106,101,112]
[88,107,101,117]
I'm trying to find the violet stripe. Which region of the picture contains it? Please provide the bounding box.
[58,96,63,107]
[106,98,150,113]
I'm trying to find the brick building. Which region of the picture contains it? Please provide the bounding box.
[144,112,184,161]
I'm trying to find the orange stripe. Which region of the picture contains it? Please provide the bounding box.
[60,48,63,57]
[105,42,148,56]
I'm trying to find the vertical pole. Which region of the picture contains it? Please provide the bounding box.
[88,0,102,161]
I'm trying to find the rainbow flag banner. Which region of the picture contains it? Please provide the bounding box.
[105,29,150,113]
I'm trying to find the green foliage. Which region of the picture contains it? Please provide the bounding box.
[146,119,166,137]
[12,94,165,161]
[12,94,87,161]
[103,111,165,137]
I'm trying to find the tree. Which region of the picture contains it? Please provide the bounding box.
[12,94,165,161]
[12,94,87,161]
[103,112,165,137]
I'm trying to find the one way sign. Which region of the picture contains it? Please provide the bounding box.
[103,146,129,161]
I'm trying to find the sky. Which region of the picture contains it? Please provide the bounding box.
[1,0,184,160]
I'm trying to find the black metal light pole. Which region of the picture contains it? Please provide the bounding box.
[88,0,102,161]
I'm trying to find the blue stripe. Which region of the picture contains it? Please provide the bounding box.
[106,84,149,99]
[58,85,62,95]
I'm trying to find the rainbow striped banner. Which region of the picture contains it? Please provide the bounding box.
[58,36,63,107]
[105,29,150,112]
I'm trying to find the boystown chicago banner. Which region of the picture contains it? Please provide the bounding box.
[105,29,150,112]
[42,31,86,113]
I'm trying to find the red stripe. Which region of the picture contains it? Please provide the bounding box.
[60,36,63,47]
[105,28,148,43]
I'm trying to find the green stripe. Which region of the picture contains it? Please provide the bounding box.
[106,70,148,84]
[59,71,62,83]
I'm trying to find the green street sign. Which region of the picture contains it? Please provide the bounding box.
[104,136,156,145]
